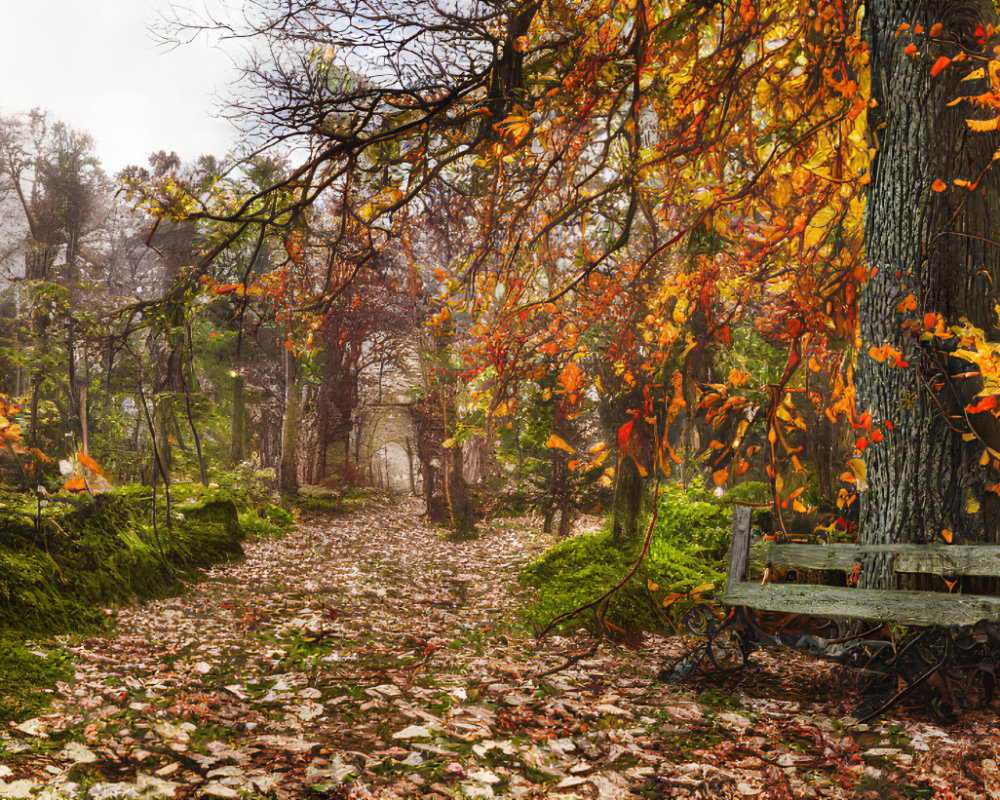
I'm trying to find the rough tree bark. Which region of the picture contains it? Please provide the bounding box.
[859,0,1000,587]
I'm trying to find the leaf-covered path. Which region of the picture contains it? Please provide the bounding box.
[3,501,1000,799]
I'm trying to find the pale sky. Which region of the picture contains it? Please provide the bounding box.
[0,0,240,174]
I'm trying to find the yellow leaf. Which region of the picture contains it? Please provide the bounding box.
[967,496,981,514]
[847,457,867,491]
[546,434,575,454]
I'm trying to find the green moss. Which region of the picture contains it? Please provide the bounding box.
[520,481,730,634]
[0,638,74,722]
[0,487,247,637]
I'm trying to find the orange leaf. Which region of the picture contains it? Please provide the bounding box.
[78,452,105,476]
[931,56,951,76]
[63,477,87,493]
[546,434,575,454]
[712,468,729,486]
[871,430,884,443]
[967,117,1000,132]
[896,294,917,313]
[904,43,918,57]
[559,361,584,396]
[941,528,954,543]
[931,178,947,192]
[856,437,869,452]
[929,23,942,37]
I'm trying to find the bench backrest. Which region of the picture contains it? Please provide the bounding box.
[721,507,1000,627]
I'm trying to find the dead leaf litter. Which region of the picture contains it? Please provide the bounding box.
[2,498,998,799]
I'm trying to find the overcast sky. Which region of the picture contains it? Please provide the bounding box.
[0,0,240,174]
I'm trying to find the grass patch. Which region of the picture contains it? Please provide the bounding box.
[520,481,730,634]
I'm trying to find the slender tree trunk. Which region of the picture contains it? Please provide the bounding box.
[278,348,301,495]
[231,372,246,465]
[859,0,1000,587]
[405,437,416,494]
[79,381,88,457]
[445,444,474,534]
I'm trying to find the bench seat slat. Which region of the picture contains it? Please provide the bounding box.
[758,543,1000,577]
[721,582,1000,627]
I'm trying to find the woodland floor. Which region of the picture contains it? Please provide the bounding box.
[2,500,1000,799]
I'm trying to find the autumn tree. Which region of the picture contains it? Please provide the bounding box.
[158,0,1000,580]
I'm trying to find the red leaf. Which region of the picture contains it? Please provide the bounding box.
[617,420,634,450]
[967,395,998,414]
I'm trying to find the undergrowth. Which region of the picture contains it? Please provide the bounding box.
[520,481,731,635]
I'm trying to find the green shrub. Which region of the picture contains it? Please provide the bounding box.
[521,481,731,634]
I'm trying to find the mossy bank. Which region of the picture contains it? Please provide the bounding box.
[0,487,259,635]
[0,485,294,721]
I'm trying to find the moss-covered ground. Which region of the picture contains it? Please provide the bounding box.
[520,481,732,634]
[0,483,293,721]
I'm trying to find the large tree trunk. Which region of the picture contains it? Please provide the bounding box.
[612,455,643,545]
[859,0,1000,587]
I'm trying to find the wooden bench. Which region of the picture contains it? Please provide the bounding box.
[721,506,1000,628]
